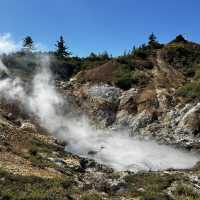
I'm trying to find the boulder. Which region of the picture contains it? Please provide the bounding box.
[178,103,200,135]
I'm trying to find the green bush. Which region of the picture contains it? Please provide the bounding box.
[81,192,102,200]
[124,173,179,200]
[177,81,200,98]
[194,64,200,80]
[113,64,133,90]
[113,63,150,90]
[132,70,150,85]
[114,75,133,90]
[174,184,200,199]
[177,64,200,98]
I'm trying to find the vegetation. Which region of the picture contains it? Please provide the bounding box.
[171,34,187,43]
[23,36,34,52]
[173,184,200,200]
[78,52,111,70]
[0,168,75,200]
[124,172,184,200]
[148,33,163,49]
[132,33,163,59]
[80,192,102,200]
[55,36,71,59]
[177,64,200,98]
[163,41,200,76]
[2,33,200,93]
[1,34,200,200]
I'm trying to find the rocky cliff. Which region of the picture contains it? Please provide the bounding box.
[60,37,200,151]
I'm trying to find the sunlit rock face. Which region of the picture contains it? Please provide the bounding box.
[62,79,200,151]
[177,103,200,134]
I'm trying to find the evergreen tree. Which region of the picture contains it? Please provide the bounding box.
[23,36,34,52]
[131,45,136,54]
[100,51,110,60]
[88,52,98,61]
[55,36,71,58]
[148,33,157,46]
[148,33,162,49]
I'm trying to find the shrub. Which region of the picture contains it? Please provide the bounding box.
[113,64,133,90]
[0,169,74,200]
[173,184,200,199]
[132,70,150,85]
[29,147,38,156]
[177,64,200,98]
[177,81,200,98]
[81,192,102,200]
[124,173,178,200]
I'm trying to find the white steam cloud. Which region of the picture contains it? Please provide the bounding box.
[0,33,18,54]
[0,56,199,172]
[0,33,47,54]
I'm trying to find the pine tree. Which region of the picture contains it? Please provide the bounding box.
[148,33,162,49]
[100,51,110,60]
[148,33,157,46]
[55,36,71,59]
[23,36,34,52]
[131,46,136,54]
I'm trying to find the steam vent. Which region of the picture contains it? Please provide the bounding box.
[1,1,200,199]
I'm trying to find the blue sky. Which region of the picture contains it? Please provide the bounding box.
[0,0,199,56]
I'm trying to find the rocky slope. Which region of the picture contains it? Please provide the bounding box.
[1,36,200,199]
[60,37,200,151]
[1,96,200,200]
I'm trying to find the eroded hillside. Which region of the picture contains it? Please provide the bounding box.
[61,36,200,150]
[1,88,200,200]
[1,35,200,199]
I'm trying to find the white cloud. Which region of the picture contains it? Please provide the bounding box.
[0,33,18,54]
[0,33,47,54]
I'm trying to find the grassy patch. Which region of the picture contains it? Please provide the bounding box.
[21,138,77,175]
[21,138,59,169]
[177,64,200,98]
[0,168,75,200]
[163,43,200,77]
[80,192,102,200]
[177,81,200,98]
[124,172,182,200]
[174,184,200,200]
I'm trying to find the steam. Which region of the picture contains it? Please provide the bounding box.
[0,60,9,73]
[0,33,18,54]
[0,33,47,54]
[0,56,199,172]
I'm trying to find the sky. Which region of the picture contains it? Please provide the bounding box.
[0,0,199,56]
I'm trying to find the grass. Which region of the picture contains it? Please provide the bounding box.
[80,192,102,200]
[174,184,200,200]
[177,64,200,98]
[20,137,79,176]
[124,172,182,200]
[0,168,75,200]
[21,138,60,169]
[177,81,200,98]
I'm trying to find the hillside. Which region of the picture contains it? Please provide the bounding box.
[1,35,200,199]
[63,36,200,141]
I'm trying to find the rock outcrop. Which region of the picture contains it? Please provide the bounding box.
[60,44,200,151]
